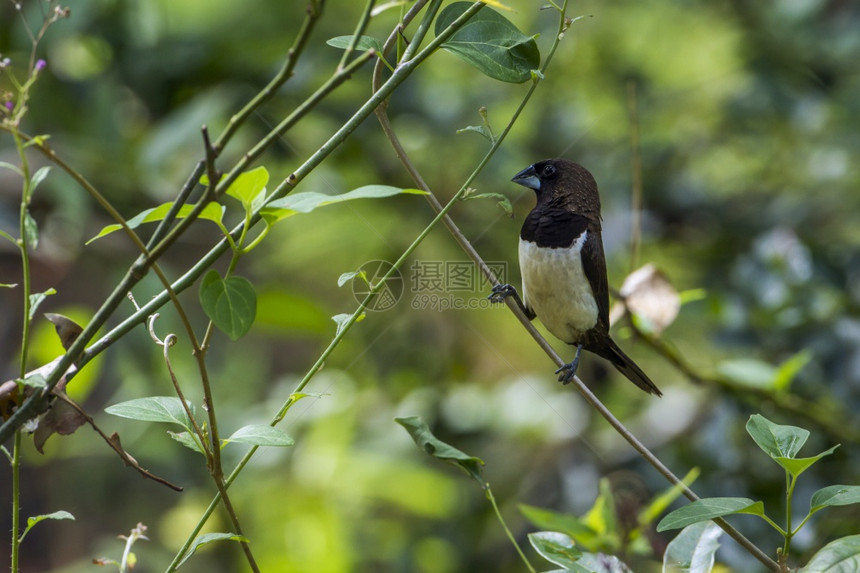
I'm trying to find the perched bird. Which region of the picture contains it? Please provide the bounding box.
[490,159,661,396]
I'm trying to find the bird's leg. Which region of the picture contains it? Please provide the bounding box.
[555,344,583,385]
[488,284,535,319]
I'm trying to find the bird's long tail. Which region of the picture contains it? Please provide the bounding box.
[600,338,662,396]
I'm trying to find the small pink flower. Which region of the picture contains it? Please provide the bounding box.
[35,59,46,71]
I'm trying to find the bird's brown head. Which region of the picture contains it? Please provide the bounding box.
[512,159,602,221]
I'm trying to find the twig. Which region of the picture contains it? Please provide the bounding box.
[337,0,376,71]
[621,310,860,445]
[201,125,221,192]
[213,0,325,153]
[53,393,183,492]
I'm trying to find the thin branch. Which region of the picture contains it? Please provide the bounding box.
[373,3,781,571]
[213,0,325,153]
[621,311,860,445]
[337,0,376,71]
[53,393,183,492]
[201,125,221,191]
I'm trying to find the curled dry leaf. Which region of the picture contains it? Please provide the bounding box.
[44,312,84,353]
[34,398,86,453]
[610,264,680,335]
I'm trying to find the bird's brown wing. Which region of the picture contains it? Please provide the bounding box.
[580,229,610,331]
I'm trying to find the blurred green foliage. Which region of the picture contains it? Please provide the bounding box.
[2,0,860,571]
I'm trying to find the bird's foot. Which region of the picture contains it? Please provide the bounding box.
[555,344,583,385]
[555,360,579,385]
[488,283,517,304]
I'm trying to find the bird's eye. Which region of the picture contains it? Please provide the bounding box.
[542,164,557,178]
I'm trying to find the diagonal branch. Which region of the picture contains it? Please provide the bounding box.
[372,3,780,572]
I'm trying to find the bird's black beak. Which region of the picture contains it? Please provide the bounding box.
[512,164,540,191]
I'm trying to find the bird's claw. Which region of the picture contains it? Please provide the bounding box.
[555,361,579,385]
[555,345,583,385]
[488,283,517,304]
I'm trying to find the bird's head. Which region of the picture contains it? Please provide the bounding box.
[512,159,602,219]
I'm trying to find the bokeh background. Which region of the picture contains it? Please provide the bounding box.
[1,0,859,571]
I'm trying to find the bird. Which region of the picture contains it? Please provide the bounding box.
[489,159,662,396]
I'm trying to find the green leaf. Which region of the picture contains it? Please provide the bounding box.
[576,553,633,573]
[663,521,722,573]
[29,165,51,196]
[519,504,598,540]
[326,35,382,52]
[0,227,18,247]
[224,425,294,447]
[176,532,250,569]
[810,485,860,513]
[435,2,541,83]
[20,373,47,389]
[332,312,364,337]
[24,211,38,249]
[168,431,206,455]
[800,534,860,572]
[220,166,268,210]
[19,510,75,542]
[395,415,484,484]
[87,201,225,243]
[337,270,365,288]
[772,349,812,392]
[718,358,776,388]
[679,288,708,305]
[262,185,425,225]
[746,414,809,460]
[457,124,494,142]
[0,161,24,176]
[775,445,839,478]
[527,532,584,570]
[640,467,701,526]
[583,479,618,540]
[462,192,512,216]
[199,270,257,340]
[28,288,56,320]
[105,396,195,428]
[657,498,764,532]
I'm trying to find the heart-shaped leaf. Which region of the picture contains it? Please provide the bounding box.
[435,2,540,83]
[746,414,809,460]
[199,271,257,340]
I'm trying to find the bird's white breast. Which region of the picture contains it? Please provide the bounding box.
[518,232,599,343]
